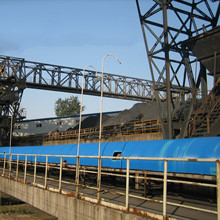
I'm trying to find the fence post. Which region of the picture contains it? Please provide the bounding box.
[217,160,220,220]
[9,154,12,178]
[16,155,19,181]
[75,156,80,197]
[125,158,130,211]
[163,160,168,219]
[3,154,6,176]
[24,155,27,183]
[97,157,102,204]
[44,156,48,189]
[34,155,37,186]
[59,157,63,193]
[144,171,148,197]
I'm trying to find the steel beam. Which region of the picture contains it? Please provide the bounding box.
[0,55,156,102]
[136,0,220,139]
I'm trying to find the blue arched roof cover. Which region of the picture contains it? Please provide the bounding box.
[0,137,219,175]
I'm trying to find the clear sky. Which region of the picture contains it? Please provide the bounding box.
[1,0,219,119]
[1,0,150,119]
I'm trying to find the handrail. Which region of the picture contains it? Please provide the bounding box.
[207,97,220,133]
[14,118,162,145]
[0,153,219,219]
[193,78,220,119]
[189,78,220,137]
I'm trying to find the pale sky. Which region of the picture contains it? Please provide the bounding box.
[1,0,219,119]
[1,0,150,119]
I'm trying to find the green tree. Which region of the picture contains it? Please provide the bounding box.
[54,96,85,117]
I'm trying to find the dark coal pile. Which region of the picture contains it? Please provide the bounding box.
[70,101,159,130]
[70,98,203,130]
[103,101,159,127]
[73,114,112,129]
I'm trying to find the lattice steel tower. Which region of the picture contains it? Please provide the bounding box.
[136,0,220,139]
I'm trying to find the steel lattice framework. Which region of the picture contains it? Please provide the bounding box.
[0,55,156,101]
[136,0,220,139]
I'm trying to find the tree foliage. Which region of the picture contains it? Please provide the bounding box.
[54,96,85,117]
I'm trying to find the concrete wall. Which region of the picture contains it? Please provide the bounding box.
[0,177,154,220]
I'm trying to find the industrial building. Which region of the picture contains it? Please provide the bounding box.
[13,111,120,136]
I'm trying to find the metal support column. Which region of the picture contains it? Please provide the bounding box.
[163,160,168,219]
[59,157,63,193]
[24,155,27,183]
[75,156,80,197]
[16,155,19,181]
[34,155,37,185]
[44,156,48,189]
[125,159,130,211]
[162,0,172,139]
[97,157,102,204]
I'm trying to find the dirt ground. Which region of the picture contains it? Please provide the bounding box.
[0,193,57,220]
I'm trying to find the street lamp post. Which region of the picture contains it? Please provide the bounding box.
[97,54,121,203]
[75,65,98,196]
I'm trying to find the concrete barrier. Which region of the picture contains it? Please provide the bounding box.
[0,177,150,220]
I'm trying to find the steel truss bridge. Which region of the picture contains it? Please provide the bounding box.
[0,55,156,101]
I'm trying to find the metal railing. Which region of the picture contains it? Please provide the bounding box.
[0,153,219,219]
[188,78,220,137]
[14,118,162,145]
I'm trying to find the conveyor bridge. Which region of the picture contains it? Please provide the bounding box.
[0,55,156,101]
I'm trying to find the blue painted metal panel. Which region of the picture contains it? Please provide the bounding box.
[102,142,127,168]
[0,137,219,175]
[78,143,99,166]
[121,137,220,175]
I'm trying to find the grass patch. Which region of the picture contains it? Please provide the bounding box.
[0,193,32,215]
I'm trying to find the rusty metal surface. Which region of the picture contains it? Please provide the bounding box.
[184,26,220,76]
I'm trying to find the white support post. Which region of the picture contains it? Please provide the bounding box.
[135,172,139,190]
[163,160,168,219]
[24,155,27,183]
[59,157,63,193]
[75,156,80,197]
[34,155,37,186]
[144,171,148,197]
[9,154,12,178]
[44,156,48,189]
[97,157,102,204]
[16,155,19,181]
[3,154,6,176]
[125,158,130,211]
